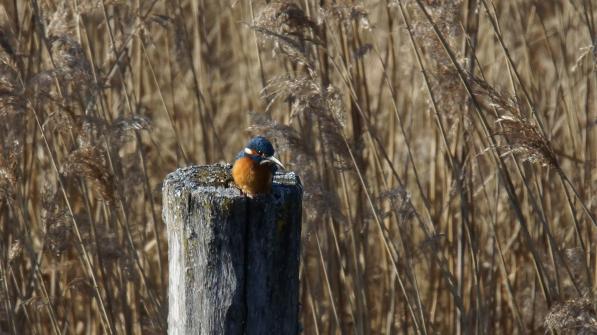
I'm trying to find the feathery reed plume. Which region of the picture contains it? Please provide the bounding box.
[473,78,559,168]
[8,239,22,263]
[62,146,115,202]
[408,0,465,119]
[247,111,306,153]
[263,76,348,163]
[45,2,93,89]
[110,115,152,148]
[50,35,93,84]
[257,2,317,36]
[39,180,72,257]
[494,115,558,168]
[545,296,597,334]
[0,66,23,120]
[318,3,371,29]
[45,215,72,256]
[378,187,415,222]
[25,1,94,117]
[45,1,76,38]
[0,139,19,202]
[0,6,16,59]
[42,206,73,256]
[0,7,25,120]
[253,2,319,64]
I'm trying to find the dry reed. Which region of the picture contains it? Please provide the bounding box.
[0,0,595,334]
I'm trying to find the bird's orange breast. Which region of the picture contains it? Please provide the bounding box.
[232,157,274,196]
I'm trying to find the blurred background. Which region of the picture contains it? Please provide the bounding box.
[0,0,595,334]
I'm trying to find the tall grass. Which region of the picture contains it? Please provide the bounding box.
[0,0,595,334]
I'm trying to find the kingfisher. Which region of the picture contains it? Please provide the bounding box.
[232,136,285,197]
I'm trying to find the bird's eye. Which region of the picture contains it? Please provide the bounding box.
[257,151,263,156]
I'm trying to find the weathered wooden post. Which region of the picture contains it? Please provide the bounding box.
[162,164,302,334]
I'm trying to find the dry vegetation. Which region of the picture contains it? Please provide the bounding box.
[0,0,595,334]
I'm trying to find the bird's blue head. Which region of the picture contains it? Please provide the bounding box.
[247,136,275,157]
[235,136,284,170]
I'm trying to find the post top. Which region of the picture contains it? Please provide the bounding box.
[163,164,301,199]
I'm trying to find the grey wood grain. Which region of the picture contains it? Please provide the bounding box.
[162,164,302,335]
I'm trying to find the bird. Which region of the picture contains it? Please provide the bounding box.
[232,136,285,197]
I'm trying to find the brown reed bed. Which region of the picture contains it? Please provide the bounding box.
[0,0,595,334]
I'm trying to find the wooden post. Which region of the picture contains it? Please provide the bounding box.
[162,164,302,335]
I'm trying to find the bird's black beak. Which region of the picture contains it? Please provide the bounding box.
[260,155,285,169]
